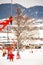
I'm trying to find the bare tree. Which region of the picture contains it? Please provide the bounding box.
[13,7,38,56]
[12,7,31,58]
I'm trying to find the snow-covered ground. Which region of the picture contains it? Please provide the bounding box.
[0,49,43,65]
[0,18,43,65]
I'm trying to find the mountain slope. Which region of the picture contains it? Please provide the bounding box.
[0,3,43,19]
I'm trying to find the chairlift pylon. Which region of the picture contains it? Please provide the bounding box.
[9,0,13,25]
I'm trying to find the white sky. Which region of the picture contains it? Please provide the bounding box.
[0,0,43,8]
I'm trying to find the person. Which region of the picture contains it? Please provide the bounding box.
[2,51,6,57]
[6,46,13,59]
[0,17,13,31]
[9,16,13,25]
[16,53,21,59]
[8,52,14,61]
[2,46,6,57]
[7,46,13,54]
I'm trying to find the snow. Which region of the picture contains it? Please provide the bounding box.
[0,18,43,65]
[0,49,43,65]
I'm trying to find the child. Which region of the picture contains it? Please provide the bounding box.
[2,46,6,57]
[8,52,14,61]
[2,51,6,57]
[16,53,21,59]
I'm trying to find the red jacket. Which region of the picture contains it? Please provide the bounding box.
[0,18,12,31]
[8,53,14,59]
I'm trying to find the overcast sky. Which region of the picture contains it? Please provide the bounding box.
[0,0,43,8]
